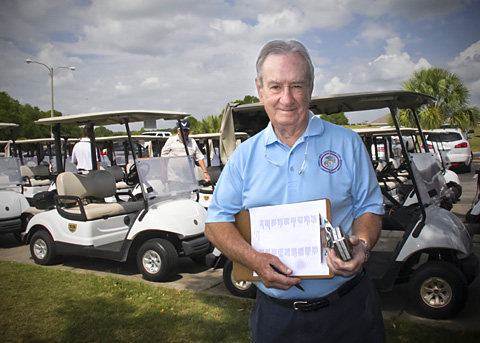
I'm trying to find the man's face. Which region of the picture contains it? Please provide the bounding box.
[256,53,312,131]
[178,128,190,141]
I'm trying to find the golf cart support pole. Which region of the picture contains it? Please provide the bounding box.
[123,118,149,213]
[86,124,98,171]
[8,126,22,164]
[52,123,63,173]
[177,119,190,157]
[389,105,426,237]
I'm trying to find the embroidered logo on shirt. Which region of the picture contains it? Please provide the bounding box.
[319,151,342,173]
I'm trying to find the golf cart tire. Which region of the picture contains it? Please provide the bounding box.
[408,260,468,319]
[137,238,178,282]
[223,259,256,299]
[466,209,480,224]
[14,212,34,243]
[30,230,59,265]
[446,182,461,202]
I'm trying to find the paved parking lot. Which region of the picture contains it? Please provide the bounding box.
[1,162,480,332]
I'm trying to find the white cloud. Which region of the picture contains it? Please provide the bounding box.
[0,0,477,126]
[324,76,348,94]
[115,82,133,95]
[358,22,397,46]
[449,40,480,82]
[140,77,166,90]
[449,40,480,106]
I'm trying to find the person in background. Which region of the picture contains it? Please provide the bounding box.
[71,127,99,172]
[161,120,211,183]
[205,40,385,342]
[99,148,111,169]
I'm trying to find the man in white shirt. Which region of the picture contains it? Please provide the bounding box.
[71,127,99,171]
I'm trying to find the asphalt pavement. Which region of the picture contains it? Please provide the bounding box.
[1,162,480,332]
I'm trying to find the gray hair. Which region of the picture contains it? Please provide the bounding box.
[256,40,314,89]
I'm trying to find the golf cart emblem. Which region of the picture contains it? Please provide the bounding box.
[68,223,77,233]
[319,151,342,173]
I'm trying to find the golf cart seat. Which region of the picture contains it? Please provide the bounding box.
[20,165,51,186]
[104,165,130,189]
[55,170,144,221]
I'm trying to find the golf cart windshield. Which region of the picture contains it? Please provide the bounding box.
[0,157,23,189]
[136,156,199,202]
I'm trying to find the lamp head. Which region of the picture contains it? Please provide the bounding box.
[25,59,33,64]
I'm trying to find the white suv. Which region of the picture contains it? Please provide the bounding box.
[141,131,172,138]
[425,128,473,173]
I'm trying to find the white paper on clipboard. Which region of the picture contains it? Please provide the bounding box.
[249,199,330,277]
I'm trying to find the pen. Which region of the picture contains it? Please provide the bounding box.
[269,263,305,291]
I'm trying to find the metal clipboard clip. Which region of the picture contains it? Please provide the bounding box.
[323,218,353,262]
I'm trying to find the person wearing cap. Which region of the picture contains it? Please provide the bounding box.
[161,119,211,183]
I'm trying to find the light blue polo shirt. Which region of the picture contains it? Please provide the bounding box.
[206,113,384,299]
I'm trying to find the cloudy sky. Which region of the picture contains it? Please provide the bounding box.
[1,0,480,128]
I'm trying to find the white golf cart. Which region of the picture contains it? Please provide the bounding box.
[355,127,461,207]
[23,110,210,281]
[0,123,32,242]
[208,91,479,318]
[190,132,249,209]
[15,137,79,205]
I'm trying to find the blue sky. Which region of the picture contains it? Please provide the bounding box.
[1,0,479,128]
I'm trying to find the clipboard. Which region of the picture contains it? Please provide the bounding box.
[232,199,334,281]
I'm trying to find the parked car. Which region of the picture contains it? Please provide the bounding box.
[425,128,473,173]
[141,131,172,138]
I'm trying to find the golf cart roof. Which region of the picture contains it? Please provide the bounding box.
[226,90,434,117]
[0,123,19,130]
[15,137,56,144]
[353,127,418,136]
[35,110,190,127]
[95,135,169,142]
[190,132,249,140]
[219,91,435,164]
[308,91,435,115]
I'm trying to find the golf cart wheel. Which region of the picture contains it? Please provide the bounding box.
[30,230,58,265]
[446,182,461,202]
[14,212,34,243]
[137,238,178,282]
[223,259,256,299]
[466,209,480,224]
[409,260,468,319]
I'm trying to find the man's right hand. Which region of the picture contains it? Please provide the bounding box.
[253,253,301,290]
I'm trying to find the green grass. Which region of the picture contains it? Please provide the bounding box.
[1,261,479,343]
[468,128,480,152]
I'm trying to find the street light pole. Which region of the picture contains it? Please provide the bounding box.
[25,59,75,137]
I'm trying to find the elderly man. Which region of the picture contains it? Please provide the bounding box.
[205,40,385,342]
[161,119,210,183]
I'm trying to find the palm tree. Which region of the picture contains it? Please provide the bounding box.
[401,67,478,130]
[199,114,223,133]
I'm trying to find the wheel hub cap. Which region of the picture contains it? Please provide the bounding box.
[143,250,161,274]
[34,239,47,259]
[420,277,452,308]
[230,272,252,291]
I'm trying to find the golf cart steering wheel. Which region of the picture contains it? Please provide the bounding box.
[126,163,139,186]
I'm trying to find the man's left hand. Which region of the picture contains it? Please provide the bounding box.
[326,235,367,277]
